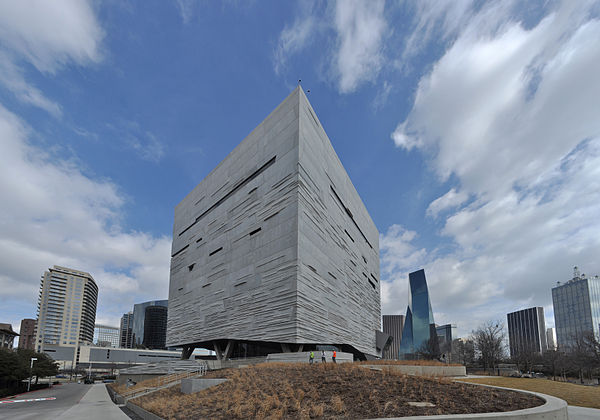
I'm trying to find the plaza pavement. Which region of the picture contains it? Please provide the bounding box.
[60,383,129,420]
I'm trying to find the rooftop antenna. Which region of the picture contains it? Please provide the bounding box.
[298,79,301,86]
[573,266,580,279]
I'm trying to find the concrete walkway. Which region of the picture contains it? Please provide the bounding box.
[568,405,600,420]
[61,383,129,420]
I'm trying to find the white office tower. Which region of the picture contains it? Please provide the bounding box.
[35,266,98,352]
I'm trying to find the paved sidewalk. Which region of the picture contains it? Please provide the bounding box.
[568,405,600,420]
[60,383,129,420]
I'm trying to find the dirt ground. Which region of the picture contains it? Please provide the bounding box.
[456,376,600,409]
[133,363,543,419]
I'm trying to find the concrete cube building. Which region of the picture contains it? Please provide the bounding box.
[167,87,381,359]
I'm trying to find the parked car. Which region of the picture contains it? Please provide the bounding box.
[102,379,115,383]
[83,377,94,384]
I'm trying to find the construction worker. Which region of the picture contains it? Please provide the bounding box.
[309,351,314,364]
[332,350,336,363]
[321,350,326,363]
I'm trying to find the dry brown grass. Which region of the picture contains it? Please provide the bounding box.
[133,362,542,419]
[456,376,600,409]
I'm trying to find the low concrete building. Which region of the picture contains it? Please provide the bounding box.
[42,344,180,371]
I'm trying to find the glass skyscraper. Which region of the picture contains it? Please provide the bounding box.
[132,299,168,348]
[552,267,600,350]
[399,269,436,358]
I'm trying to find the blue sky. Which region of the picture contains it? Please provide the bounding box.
[1,0,599,342]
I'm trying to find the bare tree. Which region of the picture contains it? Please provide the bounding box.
[513,342,541,374]
[453,339,475,366]
[472,321,506,373]
[542,349,565,381]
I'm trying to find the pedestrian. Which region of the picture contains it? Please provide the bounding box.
[321,350,326,363]
[332,350,336,363]
[309,351,314,364]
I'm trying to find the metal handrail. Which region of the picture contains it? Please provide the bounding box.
[122,363,207,399]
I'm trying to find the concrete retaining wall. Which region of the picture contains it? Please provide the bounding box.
[362,364,467,377]
[181,378,228,394]
[266,351,353,364]
[126,400,165,420]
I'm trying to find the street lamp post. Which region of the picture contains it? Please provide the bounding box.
[27,357,38,392]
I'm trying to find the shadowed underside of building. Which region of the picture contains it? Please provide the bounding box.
[167,87,382,360]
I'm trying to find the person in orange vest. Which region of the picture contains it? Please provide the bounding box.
[332,350,336,363]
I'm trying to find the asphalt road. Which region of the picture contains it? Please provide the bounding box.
[0,382,91,420]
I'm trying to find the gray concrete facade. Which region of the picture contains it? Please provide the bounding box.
[167,87,380,357]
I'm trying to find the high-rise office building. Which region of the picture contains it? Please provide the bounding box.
[94,324,120,348]
[507,307,547,358]
[143,306,168,349]
[119,311,134,348]
[34,266,98,358]
[132,300,168,348]
[167,87,382,360]
[18,318,36,350]
[382,315,405,360]
[552,267,600,350]
[399,269,437,358]
[546,327,557,351]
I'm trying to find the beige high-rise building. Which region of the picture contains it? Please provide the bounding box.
[35,266,98,367]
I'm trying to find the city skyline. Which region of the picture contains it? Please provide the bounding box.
[1,1,599,340]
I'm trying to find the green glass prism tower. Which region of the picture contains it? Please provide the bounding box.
[399,269,437,358]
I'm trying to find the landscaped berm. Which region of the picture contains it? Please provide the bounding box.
[129,362,543,420]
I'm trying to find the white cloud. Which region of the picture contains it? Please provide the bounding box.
[385,1,600,336]
[333,0,387,93]
[273,0,388,93]
[0,0,103,116]
[426,188,469,218]
[0,105,172,328]
[274,13,317,75]
[0,0,103,73]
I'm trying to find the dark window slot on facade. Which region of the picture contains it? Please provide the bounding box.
[179,156,277,236]
[178,287,183,291]
[344,229,355,242]
[195,237,203,243]
[249,227,262,236]
[368,279,376,290]
[328,272,337,279]
[350,260,357,267]
[363,272,368,279]
[188,264,195,271]
[370,273,378,283]
[234,281,247,287]
[209,247,223,256]
[307,265,317,273]
[202,283,211,288]
[330,186,373,250]
[248,187,258,194]
[171,244,189,258]
[362,256,367,264]
[264,211,280,221]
